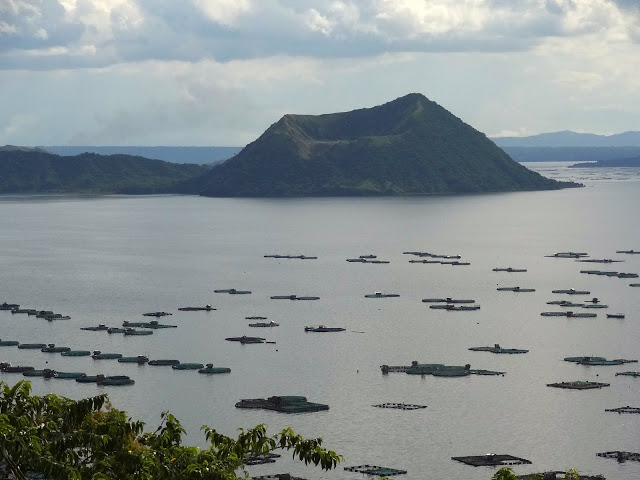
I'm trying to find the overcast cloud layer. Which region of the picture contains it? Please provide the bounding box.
[2,0,640,145]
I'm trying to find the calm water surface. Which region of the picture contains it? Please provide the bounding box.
[0,162,638,480]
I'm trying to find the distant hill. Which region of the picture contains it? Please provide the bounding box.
[40,146,241,165]
[183,93,579,197]
[493,131,640,148]
[1,145,47,153]
[0,150,208,194]
[502,146,640,163]
[569,156,640,168]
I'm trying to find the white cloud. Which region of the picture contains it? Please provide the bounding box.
[193,0,251,26]
[2,0,639,70]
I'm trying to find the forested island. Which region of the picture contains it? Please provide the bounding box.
[185,93,580,196]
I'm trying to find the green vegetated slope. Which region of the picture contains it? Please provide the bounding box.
[0,150,208,194]
[191,93,579,197]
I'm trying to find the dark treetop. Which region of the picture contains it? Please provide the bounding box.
[185,93,580,197]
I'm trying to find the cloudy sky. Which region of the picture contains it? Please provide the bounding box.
[1,0,639,146]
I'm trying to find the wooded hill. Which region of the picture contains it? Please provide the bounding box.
[187,93,579,197]
[0,150,208,194]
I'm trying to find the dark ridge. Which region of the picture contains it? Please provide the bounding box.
[0,150,208,194]
[570,156,640,168]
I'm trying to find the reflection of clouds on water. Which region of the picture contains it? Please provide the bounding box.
[523,162,640,185]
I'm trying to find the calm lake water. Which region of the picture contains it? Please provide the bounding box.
[0,162,638,480]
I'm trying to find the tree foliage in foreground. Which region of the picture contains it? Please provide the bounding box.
[0,381,341,480]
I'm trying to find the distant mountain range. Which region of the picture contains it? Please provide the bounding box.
[492,130,640,148]
[184,93,579,196]
[39,146,240,165]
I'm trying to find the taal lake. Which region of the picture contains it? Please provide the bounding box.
[0,162,638,480]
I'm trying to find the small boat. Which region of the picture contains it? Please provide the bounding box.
[422,297,475,304]
[546,252,588,258]
[91,351,122,360]
[0,302,20,310]
[107,327,125,334]
[0,363,34,373]
[492,267,527,272]
[541,311,597,318]
[198,364,231,374]
[552,288,590,295]
[172,363,204,370]
[468,344,528,354]
[123,328,153,336]
[148,359,180,366]
[224,336,265,344]
[615,371,640,377]
[54,371,87,379]
[577,259,622,263]
[35,311,54,318]
[245,316,267,320]
[617,250,639,254]
[496,287,535,292]
[365,292,400,298]
[409,259,441,263]
[359,254,377,259]
[23,369,56,377]
[631,283,640,287]
[61,350,91,357]
[249,321,279,327]
[80,324,108,331]
[122,321,149,327]
[44,315,71,321]
[564,356,637,366]
[346,258,366,262]
[10,308,33,314]
[0,339,19,346]
[606,313,625,319]
[118,355,149,364]
[429,304,480,311]
[304,325,345,332]
[178,305,216,311]
[582,304,608,309]
[142,311,172,317]
[271,295,298,300]
[41,344,71,353]
[76,375,106,383]
[98,375,134,386]
[617,273,639,278]
[143,321,177,329]
[441,261,470,265]
[583,297,601,303]
[214,288,251,294]
[17,343,47,349]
